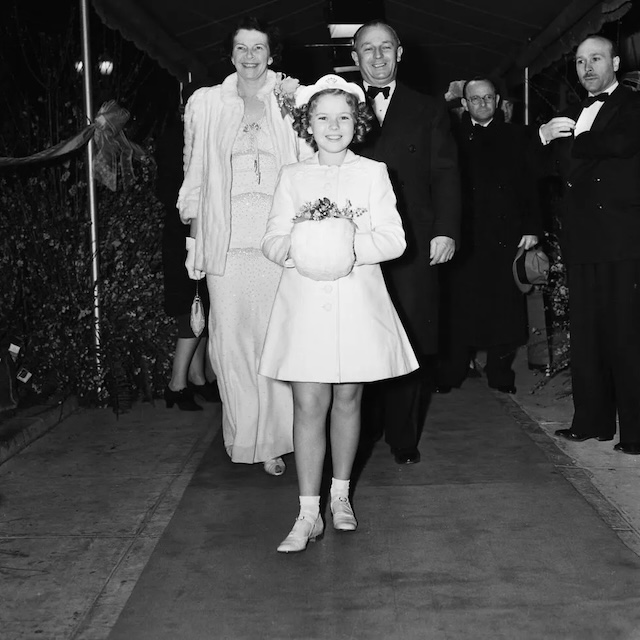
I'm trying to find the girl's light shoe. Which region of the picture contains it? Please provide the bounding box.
[277,515,324,553]
[331,496,357,531]
[263,457,286,476]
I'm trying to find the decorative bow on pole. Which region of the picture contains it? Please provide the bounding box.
[92,101,145,191]
[0,101,145,191]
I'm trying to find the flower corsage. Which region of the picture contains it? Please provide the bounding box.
[290,198,366,281]
[274,73,300,119]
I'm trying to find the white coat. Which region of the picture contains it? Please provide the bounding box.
[177,71,300,275]
[259,151,419,383]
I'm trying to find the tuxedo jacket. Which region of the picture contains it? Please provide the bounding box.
[549,85,640,265]
[355,82,461,354]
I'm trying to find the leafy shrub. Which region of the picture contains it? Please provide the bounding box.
[0,7,176,411]
[0,152,174,410]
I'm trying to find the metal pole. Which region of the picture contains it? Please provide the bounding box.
[79,0,102,381]
[524,66,530,126]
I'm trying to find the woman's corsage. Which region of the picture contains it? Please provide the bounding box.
[290,199,367,281]
[274,72,300,118]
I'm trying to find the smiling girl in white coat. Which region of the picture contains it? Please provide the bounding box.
[259,75,418,553]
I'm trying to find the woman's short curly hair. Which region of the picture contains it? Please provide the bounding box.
[224,16,283,66]
[292,89,373,151]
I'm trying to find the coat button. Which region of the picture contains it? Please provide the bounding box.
[566,181,572,188]
[408,144,416,153]
[596,203,603,210]
[594,177,601,182]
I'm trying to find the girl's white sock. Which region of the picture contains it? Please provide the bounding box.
[298,495,320,520]
[330,478,350,501]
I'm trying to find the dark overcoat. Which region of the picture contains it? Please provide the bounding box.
[356,82,461,356]
[443,112,542,348]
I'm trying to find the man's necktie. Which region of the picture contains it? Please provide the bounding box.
[581,93,608,108]
[366,85,390,100]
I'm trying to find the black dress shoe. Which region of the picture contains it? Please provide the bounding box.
[489,384,516,394]
[188,381,221,403]
[164,386,203,411]
[614,442,640,455]
[434,385,452,394]
[555,428,613,442]
[392,448,421,465]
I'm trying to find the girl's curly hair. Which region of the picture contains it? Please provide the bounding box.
[292,89,373,151]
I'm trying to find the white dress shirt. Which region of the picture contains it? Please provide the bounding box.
[364,81,397,124]
[574,81,618,136]
[539,81,619,144]
[471,117,493,127]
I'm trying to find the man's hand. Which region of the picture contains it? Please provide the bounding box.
[430,236,455,265]
[185,237,205,280]
[540,117,575,143]
[518,235,539,251]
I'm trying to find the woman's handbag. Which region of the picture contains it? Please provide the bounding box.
[190,281,206,337]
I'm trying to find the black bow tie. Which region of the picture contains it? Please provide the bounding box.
[582,93,608,108]
[367,85,390,100]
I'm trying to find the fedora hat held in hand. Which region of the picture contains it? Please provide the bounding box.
[513,246,550,293]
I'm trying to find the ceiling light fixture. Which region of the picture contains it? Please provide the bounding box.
[325,0,385,40]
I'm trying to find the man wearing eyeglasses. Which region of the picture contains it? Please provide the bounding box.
[437,77,542,395]
[539,35,640,455]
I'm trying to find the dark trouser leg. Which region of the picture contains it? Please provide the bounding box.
[362,364,430,452]
[485,344,517,389]
[601,260,640,443]
[437,342,472,389]
[567,264,617,437]
[384,367,430,451]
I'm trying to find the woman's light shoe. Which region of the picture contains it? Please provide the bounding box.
[331,496,357,531]
[263,457,286,476]
[277,515,324,553]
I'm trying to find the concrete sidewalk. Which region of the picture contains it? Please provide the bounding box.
[509,353,640,558]
[0,349,639,639]
[107,368,640,640]
[0,400,221,640]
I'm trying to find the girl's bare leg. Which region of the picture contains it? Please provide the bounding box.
[291,381,332,495]
[277,382,331,553]
[330,383,363,480]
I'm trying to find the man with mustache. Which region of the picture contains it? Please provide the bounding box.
[540,35,640,455]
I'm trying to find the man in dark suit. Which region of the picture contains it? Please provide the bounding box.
[540,35,640,455]
[437,77,542,395]
[351,21,461,464]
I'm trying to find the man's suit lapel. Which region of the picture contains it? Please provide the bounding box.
[366,98,382,140]
[372,83,407,156]
[359,82,411,160]
[589,85,625,133]
[568,86,626,178]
